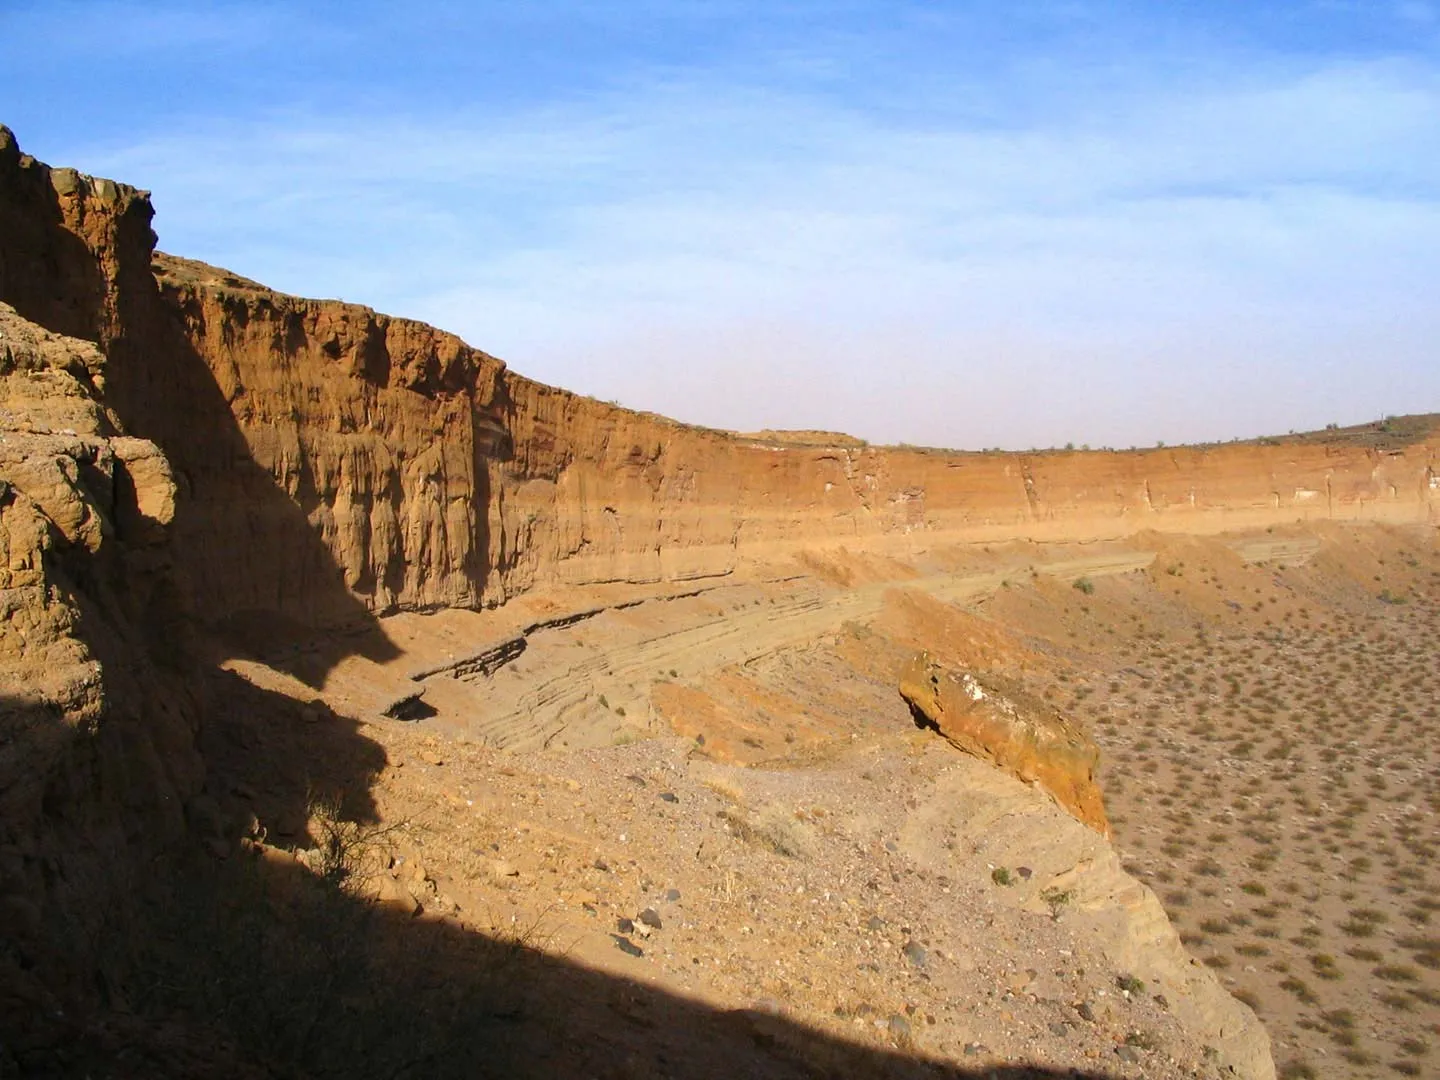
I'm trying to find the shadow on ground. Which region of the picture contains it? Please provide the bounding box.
[0,151,1127,1079]
[0,690,1133,1080]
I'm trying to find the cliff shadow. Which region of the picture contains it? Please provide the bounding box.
[2,700,1132,1080]
[104,281,403,685]
[0,157,402,687]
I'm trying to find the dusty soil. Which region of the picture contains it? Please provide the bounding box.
[195,531,1422,1079]
[992,525,1440,1079]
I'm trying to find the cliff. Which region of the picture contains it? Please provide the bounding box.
[150,248,1440,625]
[4,123,1436,638]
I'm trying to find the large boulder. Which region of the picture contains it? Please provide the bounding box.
[899,652,1109,834]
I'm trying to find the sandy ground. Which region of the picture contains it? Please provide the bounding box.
[216,521,1438,1079]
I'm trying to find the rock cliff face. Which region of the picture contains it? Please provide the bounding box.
[157,258,1440,623]
[4,125,1437,636]
[0,128,203,853]
[0,306,202,1030]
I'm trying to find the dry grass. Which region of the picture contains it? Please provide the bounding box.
[1011,527,1440,1080]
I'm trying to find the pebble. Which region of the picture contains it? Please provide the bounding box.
[1115,1045,1140,1063]
[1007,969,1035,993]
[902,940,929,969]
[659,792,678,803]
[617,917,634,933]
[664,887,681,901]
[639,907,663,929]
[614,937,644,957]
[887,1014,912,1040]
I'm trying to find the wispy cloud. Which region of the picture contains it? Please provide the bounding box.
[21,3,1440,447]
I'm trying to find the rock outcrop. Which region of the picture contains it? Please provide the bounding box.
[0,297,204,1037]
[900,754,1274,1080]
[900,653,1109,834]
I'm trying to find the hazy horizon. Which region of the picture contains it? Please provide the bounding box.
[3,1,1437,450]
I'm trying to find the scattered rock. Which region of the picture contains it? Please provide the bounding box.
[659,791,678,803]
[375,874,420,916]
[902,940,929,969]
[613,936,643,957]
[638,907,663,930]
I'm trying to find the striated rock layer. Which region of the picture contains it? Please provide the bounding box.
[155,259,1440,625]
[4,123,1437,632]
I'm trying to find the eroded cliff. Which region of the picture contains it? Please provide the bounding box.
[160,253,1440,624]
[4,123,1435,641]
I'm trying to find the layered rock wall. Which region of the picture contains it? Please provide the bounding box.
[0,134,203,868]
[153,254,1440,621]
[4,123,1437,638]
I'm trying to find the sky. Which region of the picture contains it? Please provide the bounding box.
[2,1,1438,450]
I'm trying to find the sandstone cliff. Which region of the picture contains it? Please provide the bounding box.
[6,120,1435,635]
[158,256,1440,625]
[5,123,1436,641]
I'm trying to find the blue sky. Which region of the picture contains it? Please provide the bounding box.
[3,1,1438,449]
